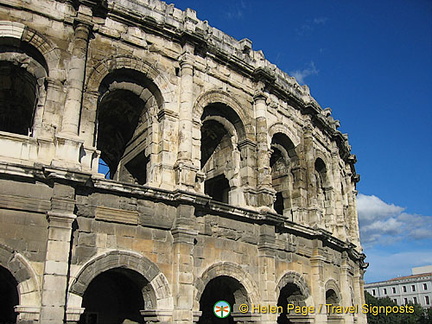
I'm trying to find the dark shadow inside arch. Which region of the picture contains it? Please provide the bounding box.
[198,276,247,324]
[201,103,244,139]
[326,289,340,305]
[0,38,48,136]
[201,119,229,168]
[200,102,246,204]
[0,62,37,135]
[79,268,147,324]
[277,283,306,324]
[96,68,162,184]
[204,173,230,203]
[0,265,19,324]
[200,117,233,203]
[97,89,146,181]
[270,133,297,215]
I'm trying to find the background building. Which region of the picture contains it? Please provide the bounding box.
[365,266,432,308]
[0,0,366,323]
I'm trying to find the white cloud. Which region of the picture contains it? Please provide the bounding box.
[290,61,319,84]
[365,250,432,283]
[357,193,432,246]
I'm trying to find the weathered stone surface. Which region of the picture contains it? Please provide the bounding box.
[0,0,366,323]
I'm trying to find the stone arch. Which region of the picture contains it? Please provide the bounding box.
[0,21,60,74]
[93,67,165,184]
[0,21,53,137]
[314,156,332,225]
[85,55,174,105]
[277,271,310,298]
[0,244,41,321]
[269,131,299,216]
[197,91,248,204]
[276,271,312,323]
[69,250,172,312]
[268,122,301,148]
[325,279,341,305]
[193,89,249,139]
[195,262,260,308]
[202,115,238,144]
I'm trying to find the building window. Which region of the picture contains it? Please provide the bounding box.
[412,285,416,292]
[413,297,417,304]
[404,298,408,304]
[423,283,427,290]
[383,288,387,294]
[426,296,430,305]
[403,286,407,293]
[372,289,376,296]
[393,299,397,303]
[392,287,396,294]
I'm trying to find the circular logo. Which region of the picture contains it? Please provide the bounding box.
[213,300,231,318]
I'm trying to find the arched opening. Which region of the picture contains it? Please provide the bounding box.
[314,158,328,217]
[198,276,248,324]
[200,105,241,203]
[0,265,19,323]
[277,283,307,324]
[204,173,230,203]
[326,289,340,305]
[0,61,37,135]
[97,89,146,180]
[270,133,297,216]
[79,268,148,324]
[96,69,159,184]
[0,38,48,137]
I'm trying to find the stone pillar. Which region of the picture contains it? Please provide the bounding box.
[171,204,197,323]
[154,109,179,190]
[290,165,308,224]
[39,183,76,323]
[174,49,198,190]
[54,21,91,168]
[303,124,319,226]
[238,139,258,206]
[330,150,344,238]
[254,93,275,208]
[347,169,361,248]
[258,224,277,323]
[310,240,326,324]
[339,252,354,324]
[353,266,367,324]
[61,22,91,136]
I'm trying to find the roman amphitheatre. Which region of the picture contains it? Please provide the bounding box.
[0,0,366,323]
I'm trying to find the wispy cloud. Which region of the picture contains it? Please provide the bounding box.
[290,61,319,84]
[357,193,432,247]
[224,0,248,20]
[295,16,328,36]
[313,17,328,25]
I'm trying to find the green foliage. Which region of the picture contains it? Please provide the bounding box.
[364,292,432,324]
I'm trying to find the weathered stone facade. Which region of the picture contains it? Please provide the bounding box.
[0,0,367,323]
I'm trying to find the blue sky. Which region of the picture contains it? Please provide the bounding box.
[168,0,432,283]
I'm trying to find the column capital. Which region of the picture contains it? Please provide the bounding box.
[253,91,267,102]
[73,18,93,31]
[46,210,76,228]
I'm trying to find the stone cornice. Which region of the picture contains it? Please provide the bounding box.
[0,161,364,265]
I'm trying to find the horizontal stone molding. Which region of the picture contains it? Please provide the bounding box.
[95,206,139,225]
